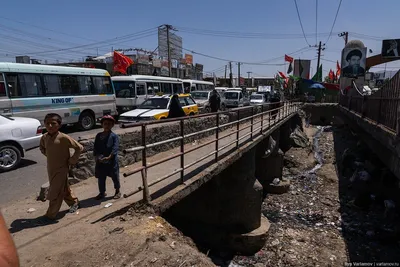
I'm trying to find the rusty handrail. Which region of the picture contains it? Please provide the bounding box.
[122,101,300,200]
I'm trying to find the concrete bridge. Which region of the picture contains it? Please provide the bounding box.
[111,102,302,254]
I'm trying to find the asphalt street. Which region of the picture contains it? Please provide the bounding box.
[0,125,104,205]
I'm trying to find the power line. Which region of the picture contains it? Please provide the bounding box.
[293,0,312,46]
[175,26,338,40]
[0,16,97,42]
[23,28,158,56]
[325,0,343,44]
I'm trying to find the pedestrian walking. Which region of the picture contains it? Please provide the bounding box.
[40,113,82,220]
[209,89,221,112]
[93,115,121,200]
[167,94,186,119]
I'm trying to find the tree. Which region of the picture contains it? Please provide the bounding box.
[324,76,333,83]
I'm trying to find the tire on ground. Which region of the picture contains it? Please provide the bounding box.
[0,144,22,172]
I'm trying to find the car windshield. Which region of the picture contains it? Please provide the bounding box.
[140,98,169,109]
[225,92,239,99]
[251,95,263,100]
[191,91,209,99]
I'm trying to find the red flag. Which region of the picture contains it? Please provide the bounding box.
[278,71,287,79]
[329,69,334,81]
[113,51,134,74]
[284,54,294,63]
[336,60,341,77]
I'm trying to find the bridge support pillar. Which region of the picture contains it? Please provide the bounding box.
[279,122,292,153]
[162,148,269,255]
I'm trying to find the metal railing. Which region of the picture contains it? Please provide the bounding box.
[121,101,300,202]
[339,94,400,133]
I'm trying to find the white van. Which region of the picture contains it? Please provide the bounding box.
[112,75,184,114]
[224,89,250,108]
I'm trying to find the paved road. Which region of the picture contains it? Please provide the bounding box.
[0,125,105,205]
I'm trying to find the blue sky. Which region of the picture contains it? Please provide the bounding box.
[1,0,399,78]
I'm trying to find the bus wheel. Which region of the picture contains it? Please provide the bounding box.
[78,111,95,131]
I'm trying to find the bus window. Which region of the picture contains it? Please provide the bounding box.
[206,84,214,90]
[172,83,182,94]
[136,83,146,95]
[93,76,113,94]
[0,74,6,97]
[113,81,135,97]
[161,83,172,94]
[147,82,160,95]
[183,82,191,93]
[7,73,43,98]
[60,75,79,95]
[43,75,61,95]
[77,76,92,94]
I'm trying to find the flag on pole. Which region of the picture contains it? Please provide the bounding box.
[329,69,334,81]
[113,51,134,74]
[312,64,322,81]
[278,71,287,79]
[336,60,341,78]
[284,54,294,63]
[287,62,293,74]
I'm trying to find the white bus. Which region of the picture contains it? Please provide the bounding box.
[112,75,184,113]
[182,79,214,93]
[0,63,116,130]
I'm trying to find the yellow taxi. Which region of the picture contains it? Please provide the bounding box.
[118,94,199,123]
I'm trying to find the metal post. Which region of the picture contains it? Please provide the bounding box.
[260,104,264,134]
[250,106,254,140]
[268,105,271,128]
[215,113,220,162]
[141,124,150,203]
[180,119,184,183]
[236,109,240,148]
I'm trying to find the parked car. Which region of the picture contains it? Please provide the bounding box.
[250,93,267,106]
[118,94,199,123]
[191,90,225,112]
[0,115,42,171]
[223,89,250,108]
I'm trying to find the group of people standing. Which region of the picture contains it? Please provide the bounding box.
[39,90,222,220]
[39,113,121,220]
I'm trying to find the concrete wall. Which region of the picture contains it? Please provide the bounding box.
[340,106,400,180]
[301,103,343,126]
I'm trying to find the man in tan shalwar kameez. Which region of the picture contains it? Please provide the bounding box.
[40,113,83,220]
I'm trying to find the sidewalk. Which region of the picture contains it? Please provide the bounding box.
[2,111,289,266]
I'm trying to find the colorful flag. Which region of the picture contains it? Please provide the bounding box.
[336,60,341,77]
[285,54,294,63]
[329,69,334,81]
[287,62,293,74]
[113,51,134,74]
[312,64,323,81]
[278,71,287,79]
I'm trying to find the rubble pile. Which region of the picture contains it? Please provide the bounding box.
[229,125,400,266]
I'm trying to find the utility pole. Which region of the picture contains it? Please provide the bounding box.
[229,62,233,88]
[224,65,227,86]
[237,62,243,87]
[316,41,325,82]
[338,32,348,46]
[247,71,252,87]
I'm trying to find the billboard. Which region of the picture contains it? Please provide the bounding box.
[158,27,183,60]
[341,47,367,78]
[293,59,311,79]
[381,39,400,58]
[185,54,193,65]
